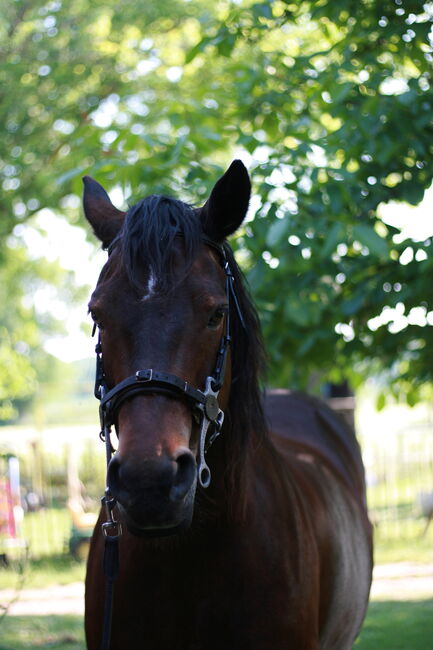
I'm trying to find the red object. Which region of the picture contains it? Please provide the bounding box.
[0,478,16,538]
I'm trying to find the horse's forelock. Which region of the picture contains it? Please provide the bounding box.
[117,195,202,292]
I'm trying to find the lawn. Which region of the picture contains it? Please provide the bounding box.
[373,526,433,565]
[0,615,85,650]
[356,599,433,649]
[0,510,432,648]
[0,554,86,591]
[1,600,432,650]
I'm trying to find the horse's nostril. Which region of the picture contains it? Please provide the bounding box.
[170,449,196,502]
[107,449,195,509]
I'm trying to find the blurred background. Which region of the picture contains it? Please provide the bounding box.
[0,0,433,647]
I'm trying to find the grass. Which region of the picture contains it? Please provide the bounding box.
[21,509,73,558]
[0,602,432,650]
[0,556,432,649]
[374,537,433,565]
[355,599,433,649]
[0,509,431,649]
[0,615,85,650]
[1,507,87,590]
[0,555,86,591]
[373,525,433,565]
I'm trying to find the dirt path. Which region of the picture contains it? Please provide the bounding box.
[1,563,432,616]
[370,562,433,601]
[0,582,84,616]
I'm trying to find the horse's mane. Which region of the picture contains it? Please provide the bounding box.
[113,194,268,516]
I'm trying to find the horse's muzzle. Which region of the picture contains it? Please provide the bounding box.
[107,448,197,536]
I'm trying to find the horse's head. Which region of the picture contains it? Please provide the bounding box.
[83,161,251,536]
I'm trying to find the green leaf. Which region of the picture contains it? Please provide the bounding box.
[217,33,236,57]
[266,218,287,247]
[353,224,388,258]
[341,293,365,316]
[406,389,419,407]
[55,168,84,186]
[376,393,386,411]
[320,222,343,259]
[252,2,274,20]
[185,36,213,64]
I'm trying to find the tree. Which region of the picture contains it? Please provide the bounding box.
[0,0,203,419]
[0,0,200,245]
[1,0,433,411]
[0,232,84,420]
[182,0,433,403]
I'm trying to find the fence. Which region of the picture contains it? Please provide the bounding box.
[0,425,105,560]
[329,396,433,542]
[361,422,433,541]
[1,412,433,560]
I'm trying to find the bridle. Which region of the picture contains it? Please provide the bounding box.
[93,236,244,650]
[93,236,244,491]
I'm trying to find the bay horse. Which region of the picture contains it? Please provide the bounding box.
[83,160,373,650]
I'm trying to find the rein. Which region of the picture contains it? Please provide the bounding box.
[92,236,244,650]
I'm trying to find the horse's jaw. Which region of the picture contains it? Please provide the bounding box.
[122,513,194,538]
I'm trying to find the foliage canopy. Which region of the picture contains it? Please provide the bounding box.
[1,0,433,416]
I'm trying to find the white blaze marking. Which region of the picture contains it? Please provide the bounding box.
[141,270,157,301]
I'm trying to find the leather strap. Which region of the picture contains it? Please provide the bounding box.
[99,369,208,428]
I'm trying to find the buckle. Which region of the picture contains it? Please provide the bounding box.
[101,491,123,538]
[102,520,123,538]
[136,369,153,381]
[204,394,220,421]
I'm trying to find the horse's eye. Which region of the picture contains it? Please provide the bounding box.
[208,307,227,329]
[90,310,104,330]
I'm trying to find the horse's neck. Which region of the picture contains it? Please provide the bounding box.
[205,424,272,525]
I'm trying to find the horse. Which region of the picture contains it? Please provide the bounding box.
[83,160,373,650]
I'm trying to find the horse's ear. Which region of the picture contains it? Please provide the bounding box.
[82,176,126,248]
[200,160,251,242]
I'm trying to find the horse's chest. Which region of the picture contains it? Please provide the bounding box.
[114,544,315,650]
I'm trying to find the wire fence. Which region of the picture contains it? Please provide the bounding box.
[2,417,433,560]
[0,426,104,560]
[362,423,433,542]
